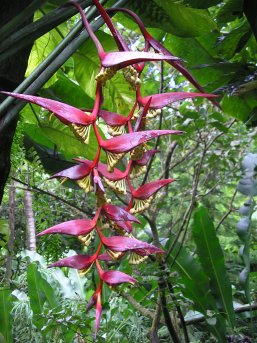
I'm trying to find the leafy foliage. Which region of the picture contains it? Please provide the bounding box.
[1,0,257,342]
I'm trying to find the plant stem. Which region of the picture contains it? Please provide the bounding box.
[0,0,91,61]
[0,0,47,40]
[159,278,180,343]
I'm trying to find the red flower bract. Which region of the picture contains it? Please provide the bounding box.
[0,91,94,125]
[101,51,180,69]
[139,92,219,109]
[101,130,183,153]
[99,233,164,254]
[102,204,140,223]
[100,270,137,285]
[37,218,96,236]
[132,179,175,200]
[48,254,95,269]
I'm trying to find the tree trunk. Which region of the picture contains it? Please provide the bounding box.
[24,188,36,251]
[5,178,16,283]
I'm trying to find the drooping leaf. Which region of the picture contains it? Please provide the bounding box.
[41,71,94,109]
[23,123,100,161]
[243,0,257,41]
[163,32,243,92]
[221,93,257,122]
[182,0,222,9]
[192,207,235,327]
[23,137,76,176]
[216,0,243,24]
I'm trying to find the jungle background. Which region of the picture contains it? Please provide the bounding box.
[0,0,257,342]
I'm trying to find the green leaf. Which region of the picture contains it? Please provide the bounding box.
[0,220,9,249]
[127,0,216,37]
[215,19,250,59]
[40,71,95,109]
[216,0,243,23]
[27,263,58,329]
[221,93,257,121]
[25,9,68,88]
[24,136,78,178]
[182,0,222,8]
[163,32,241,92]
[0,289,12,343]
[23,122,100,161]
[166,241,226,341]
[192,206,235,327]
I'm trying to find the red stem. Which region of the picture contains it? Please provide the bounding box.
[106,7,152,40]
[70,1,105,58]
[92,0,129,51]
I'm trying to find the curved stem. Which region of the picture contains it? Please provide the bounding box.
[93,0,129,51]
[70,1,105,58]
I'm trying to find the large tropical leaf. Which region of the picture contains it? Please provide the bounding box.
[182,0,222,8]
[192,206,235,328]
[167,241,226,342]
[163,32,242,92]
[127,0,216,37]
[27,263,58,329]
[23,122,99,161]
[0,289,12,343]
[41,71,95,109]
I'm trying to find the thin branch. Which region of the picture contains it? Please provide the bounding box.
[165,140,207,263]
[12,177,91,216]
[164,142,178,180]
[215,188,238,231]
[159,278,180,343]
[167,281,189,343]
[167,142,200,172]
[149,296,162,343]
[185,303,257,326]
[165,119,236,263]
[119,290,159,322]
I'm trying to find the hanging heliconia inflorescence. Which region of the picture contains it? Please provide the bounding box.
[1,0,218,337]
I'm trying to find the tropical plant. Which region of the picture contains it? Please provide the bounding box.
[1,0,257,342]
